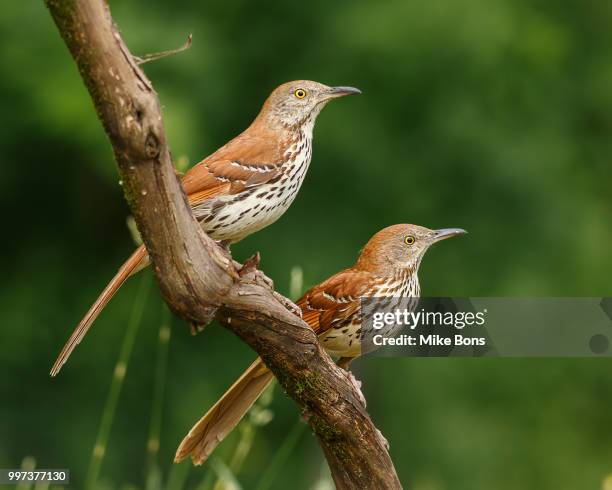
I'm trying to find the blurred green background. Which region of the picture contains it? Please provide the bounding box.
[1,0,612,489]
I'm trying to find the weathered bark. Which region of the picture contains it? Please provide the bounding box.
[44,1,402,488]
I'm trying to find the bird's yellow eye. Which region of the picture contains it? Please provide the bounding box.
[294,88,307,99]
[404,236,415,245]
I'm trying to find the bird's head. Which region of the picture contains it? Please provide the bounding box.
[257,80,361,129]
[357,224,467,274]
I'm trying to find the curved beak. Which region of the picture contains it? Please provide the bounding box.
[431,228,468,243]
[326,86,362,98]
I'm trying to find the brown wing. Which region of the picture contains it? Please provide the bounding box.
[297,268,374,336]
[182,128,287,207]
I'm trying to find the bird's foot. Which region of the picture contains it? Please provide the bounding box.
[239,253,275,289]
[216,240,233,259]
[376,428,390,451]
[344,370,366,408]
[212,240,239,279]
[237,252,301,318]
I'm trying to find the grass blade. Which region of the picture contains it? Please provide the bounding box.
[146,305,172,490]
[16,456,36,490]
[209,458,242,490]
[165,461,190,490]
[85,274,151,490]
[194,469,215,490]
[254,420,306,490]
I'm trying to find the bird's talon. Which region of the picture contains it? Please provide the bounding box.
[259,271,274,289]
[215,240,232,258]
[345,370,366,408]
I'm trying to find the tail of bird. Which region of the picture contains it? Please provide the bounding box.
[50,244,149,377]
[175,358,274,465]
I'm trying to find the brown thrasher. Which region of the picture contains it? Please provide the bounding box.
[50,80,360,377]
[174,224,467,465]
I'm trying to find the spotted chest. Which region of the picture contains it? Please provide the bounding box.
[319,270,420,358]
[197,131,313,244]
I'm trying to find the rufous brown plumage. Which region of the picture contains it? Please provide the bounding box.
[50,80,360,377]
[175,224,467,465]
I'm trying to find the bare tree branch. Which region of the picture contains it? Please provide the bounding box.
[44,1,402,488]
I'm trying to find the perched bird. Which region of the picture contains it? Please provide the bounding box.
[175,224,467,465]
[50,80,361,377]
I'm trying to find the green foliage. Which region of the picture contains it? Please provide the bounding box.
[1,1,611,489]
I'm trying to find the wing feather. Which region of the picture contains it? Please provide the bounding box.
[297,269,373,336]
[182,129,287,205]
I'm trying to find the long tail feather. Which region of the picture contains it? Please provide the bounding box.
[50,245,149,377]
[175,358,273,465]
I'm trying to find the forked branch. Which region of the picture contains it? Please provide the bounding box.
[44,1,401,488]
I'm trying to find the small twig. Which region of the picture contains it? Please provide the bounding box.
[135,34,192,65]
